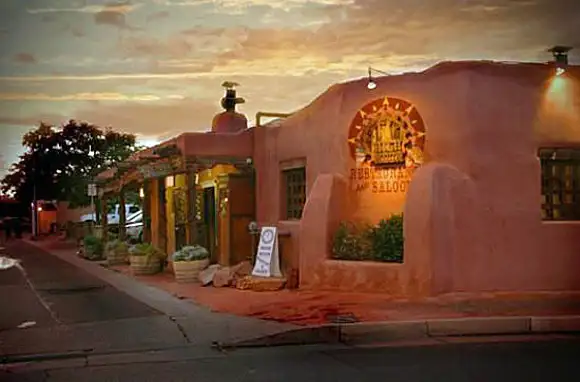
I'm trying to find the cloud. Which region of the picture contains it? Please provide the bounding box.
[157,0,354,12]
[28,2,140,29]
[28,3,140,14]
[13,53,37,64]
[146,10,170,22]
[0,116,62,127]
[0,92,162,101]
[76,97,220,138]
[94,3,140,29]
[118,35,193,58]
[181,0,580,72]
[71,26,86,37]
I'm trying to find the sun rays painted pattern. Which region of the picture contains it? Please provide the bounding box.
[348,96,426,170]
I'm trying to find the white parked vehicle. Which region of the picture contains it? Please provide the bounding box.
[125,210,143,240]
[80,204,141,224]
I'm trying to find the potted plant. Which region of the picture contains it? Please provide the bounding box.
[172,245,210,283]
[128,243,166,275]
[82,235,104,261]
[105,239,129,266]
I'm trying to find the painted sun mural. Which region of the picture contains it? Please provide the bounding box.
[348,97,426,170]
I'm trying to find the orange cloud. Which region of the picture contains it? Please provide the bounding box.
[28,3,140,14]
[75,97,220,138]
[0,93,161,101]
[13,53,36,64]
[118,35,193,58]
[94,3,141,29]
[146,11,170,22]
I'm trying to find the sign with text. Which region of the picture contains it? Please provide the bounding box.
[139,162,173,179]
[251,227,282,278]
[350,167,411,193]
[347,96,426,169]
[87,183,97,197]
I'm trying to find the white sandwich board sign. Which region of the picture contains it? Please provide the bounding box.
[251,226,282,278]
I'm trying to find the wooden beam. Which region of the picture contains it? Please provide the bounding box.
[186,169,197,246]
[100,194,109,242]
[142,180,152,243]
[118,190,126,241]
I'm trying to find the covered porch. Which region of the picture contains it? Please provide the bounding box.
[96,130,256,267]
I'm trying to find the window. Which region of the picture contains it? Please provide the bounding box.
[539,148,580,220]
[282,167,306,220]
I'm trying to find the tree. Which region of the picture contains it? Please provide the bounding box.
[1,120,140,208]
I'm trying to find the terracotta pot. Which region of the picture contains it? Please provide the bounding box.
[129,255,161,275]
[173,259,210,283]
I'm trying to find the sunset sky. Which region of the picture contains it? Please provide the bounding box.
[0,0,578,178]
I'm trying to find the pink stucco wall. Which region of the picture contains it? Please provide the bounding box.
[180,129,254,159]
[253,61,580,296]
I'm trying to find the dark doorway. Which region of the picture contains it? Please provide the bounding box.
[157,179,167,254]
[173,188,187,252]
[202,187,217,262]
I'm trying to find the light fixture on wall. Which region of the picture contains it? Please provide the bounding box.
[139,187,145,198]
[367,66,390,90]
[548,46,572,76]
[165,175,175,188]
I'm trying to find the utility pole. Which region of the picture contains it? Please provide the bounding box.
[31,152,38,240]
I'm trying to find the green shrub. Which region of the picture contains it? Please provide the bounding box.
[331,214,404,263]
[370,214,404,263]
[331,221,373,261]
[105,239,129,256]
[172,245,210,262]
[129,243,166,260]
[105,239,128,252]
[83,235,104,260]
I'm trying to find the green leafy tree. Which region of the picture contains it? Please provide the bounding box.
[1,120,140,209]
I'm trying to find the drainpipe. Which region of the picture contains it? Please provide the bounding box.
[255,112,292,128]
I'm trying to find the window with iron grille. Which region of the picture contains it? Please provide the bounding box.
[283,167,306,220]
[539,148,580,221]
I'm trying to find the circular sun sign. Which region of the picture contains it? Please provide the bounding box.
[347,97,426,169]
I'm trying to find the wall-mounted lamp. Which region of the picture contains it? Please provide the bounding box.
[139,187,145,198]
[165,175,175,188]
[367,66,390,90]
[194,173,199,185]
[548,46,572,76]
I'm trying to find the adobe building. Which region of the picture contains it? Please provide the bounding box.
[97,58,580,297]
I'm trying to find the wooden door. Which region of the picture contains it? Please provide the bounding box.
[227,174,255,265]
[202,187,217,262]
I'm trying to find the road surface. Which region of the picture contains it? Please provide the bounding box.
[0,240,189,358]
[3,336,579,381]
[1,240,579,381]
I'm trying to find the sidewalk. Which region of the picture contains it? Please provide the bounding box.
[107,263,580,325]
[25,236,580,347]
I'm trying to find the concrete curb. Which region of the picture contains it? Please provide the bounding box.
[223,316,580,348]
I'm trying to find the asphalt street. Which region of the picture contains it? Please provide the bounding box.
[0,239,160,327]
[2,336,579,381]
[2,240,580,381]
[0,240,188,358]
